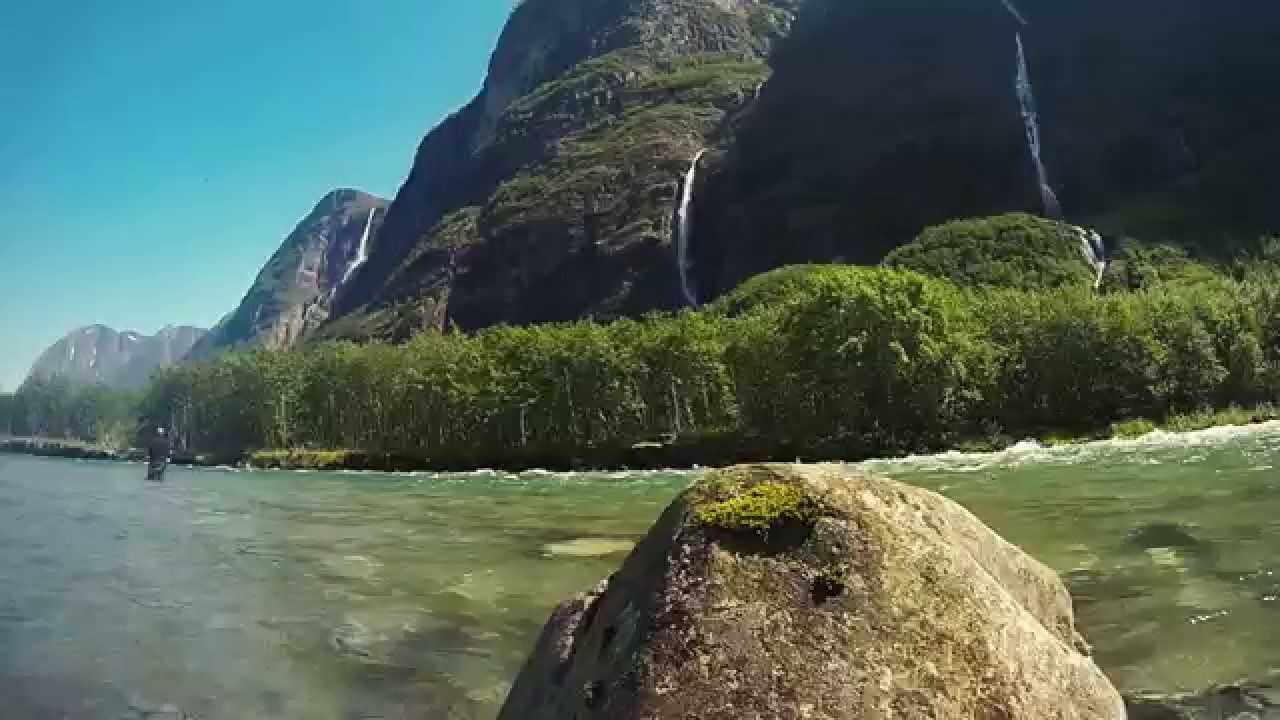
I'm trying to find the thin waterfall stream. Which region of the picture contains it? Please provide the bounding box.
[340,207,379,288]
[1003,0,1108,280]
[674,149,708,308]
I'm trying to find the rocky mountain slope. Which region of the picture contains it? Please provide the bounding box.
[692,0,1280,298]
[28,325,207,389]
[317,0,1278,342]
[189,189,388,357]
[319,0,799,341]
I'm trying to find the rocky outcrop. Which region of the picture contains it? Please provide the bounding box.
[498,463,1124,719]
[27,325,207,389]
[188,189,387,357]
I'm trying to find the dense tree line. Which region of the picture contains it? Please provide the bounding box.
[8,214,1273,467]
[137,257,1280,465]
[0,377,139,448]
[0,392,13,436]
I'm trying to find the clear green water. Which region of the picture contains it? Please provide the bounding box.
[2,424,1280,718]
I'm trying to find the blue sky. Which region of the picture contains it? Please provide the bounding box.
[0,1,512,390]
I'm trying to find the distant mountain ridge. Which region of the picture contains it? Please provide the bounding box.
[188,188,389,358]
[27,325,207,389]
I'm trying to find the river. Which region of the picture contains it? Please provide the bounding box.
[2,424,1279,718]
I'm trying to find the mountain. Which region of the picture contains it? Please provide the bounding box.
[318,0,799,341]
[691,0,1280,298]
[28,325,207,389]
[316,0,1278,342]
[189,189,388,357]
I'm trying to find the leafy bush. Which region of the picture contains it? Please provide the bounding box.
[710,264,846,317]
[1100,240,1229,293]
[1111,419,1156,439]
[760,266,989,454]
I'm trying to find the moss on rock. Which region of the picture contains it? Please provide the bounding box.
[693,481,822,535]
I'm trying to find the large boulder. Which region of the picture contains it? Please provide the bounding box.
[498,464,1124,719]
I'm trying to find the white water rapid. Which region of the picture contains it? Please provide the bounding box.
[675,149,707,308]
[339,207,378,288]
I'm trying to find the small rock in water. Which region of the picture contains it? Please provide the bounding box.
[541,537,635,558]
[125,695,189,720]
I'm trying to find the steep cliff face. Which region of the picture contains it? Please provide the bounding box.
[322,0,797,341]
[692,0,1280,298]
[28,325,207,389]
[190,189,388,357]
[324,0,1279,340]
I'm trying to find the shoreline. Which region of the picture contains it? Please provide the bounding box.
[0,437,120,462]
[5,404,1277,474]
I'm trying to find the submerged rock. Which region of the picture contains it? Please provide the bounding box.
[1128,523,1219,569]
[124,694,192,720]
[1128,523,1207,551]
[1126,682,1280,719]
[542,538,636,558]
[498,464,1124,719]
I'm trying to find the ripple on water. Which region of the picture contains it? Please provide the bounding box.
[11,436,1280,714]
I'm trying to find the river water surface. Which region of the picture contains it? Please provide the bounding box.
[3,425,1280,718]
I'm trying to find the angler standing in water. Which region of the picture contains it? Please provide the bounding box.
[146,426,171,481]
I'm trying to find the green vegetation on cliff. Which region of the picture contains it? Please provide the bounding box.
[339,49,770,339]
[884,213,1096,290]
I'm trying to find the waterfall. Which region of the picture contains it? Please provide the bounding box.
[1002,0,1108,285]
[999,0,1028,26]
[1072,225,1109,289]
[675,149,708,308]
[1000,0,1061,219]
[1015,33,1062,220]
[339,207,378,288]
